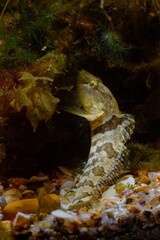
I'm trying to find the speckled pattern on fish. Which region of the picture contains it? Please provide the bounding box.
[62,70,135,210]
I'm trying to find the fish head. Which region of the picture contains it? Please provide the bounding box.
[77,70,120,123]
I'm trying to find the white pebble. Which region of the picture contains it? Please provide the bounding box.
[51,209,77,220]
[148,172,160,181]
[102,185,117,198]
[60,180,73,190]
[119,175,135,186]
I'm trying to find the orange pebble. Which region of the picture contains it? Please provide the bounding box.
[39,194,60,213]
[9,178,28,187]
[3,198,39,221]
[48,194,60,204]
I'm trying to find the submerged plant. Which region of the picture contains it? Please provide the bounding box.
[0,0,63,67]
[101,31,128,61]
[91,30,128,66]
[0,30,38,66]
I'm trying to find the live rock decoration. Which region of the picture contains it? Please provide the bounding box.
[0,0,160,239]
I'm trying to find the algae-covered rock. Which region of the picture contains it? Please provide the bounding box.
[9,51,66,131]
[31,51,66,78]
[10,71,60,131]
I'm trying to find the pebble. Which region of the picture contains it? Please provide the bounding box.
[78,213,91,223]
[12,212,33,228]
[0,196,7,208]
[39,194,60,213]
[118,175,135,186]
[3,188,22,203]
[148,172,160,181]
[137,175,150,184]
[60,180,73,190]
[29,175,49,183]
[18,185,28,191]
[9,178,28,187]
[0,185,4,194]
[22,189,35,199]
[3,198,39,221]
[51,209,77,220]
[43,182,55,193]
[102,175,135,199]
[0,220,14,239]
[102,185,117,198]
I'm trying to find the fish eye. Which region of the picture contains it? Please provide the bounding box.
[90,80,97,88]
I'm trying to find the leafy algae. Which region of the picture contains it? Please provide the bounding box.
[10,71,59,131]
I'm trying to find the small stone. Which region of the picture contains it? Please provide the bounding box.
[127,204,142,213]
[22,190,35,199]
[137,175,150,184]
[9,178,28,187]
[78,213,91,223]
[51,209,77,220]
[0,196,7,208]
[102,185,117,198]
[118,175,135,186]
[29,175,49,183]
[148,172,160,181]
[0,221,14,239]
[134,185,150,193]
[0,185,4,194]
[3,198,39,221]
[37,187,47,199]
[43,182,55,194]
[138,170,148,176]
[39,194,60,213]
[30,214,55,235]
[12,212,33,228]
[60,180,73,190]
[3,188,22,203]
[115,175,135,194]
[18,184,28,191]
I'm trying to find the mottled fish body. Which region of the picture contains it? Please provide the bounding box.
[62,70,135,210]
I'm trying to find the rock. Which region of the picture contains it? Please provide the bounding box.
[43,182,55,194]
[0,185,4,194]
[9,178,28,187]
[29,175,49,183]
[3,198,39,221]
[102,185,117,199]
[3,188,22,203]
[0,196,7,208]
[0,220,14,239]
[18,185,28,191]
[12,212,33,228]
[22,190,35,199]
[60,180,73,190]
[148,172,160,181]
[118,175,135,186]
[137,175,150,184]
[51,209,77,220]
[114,175,135,195]
[39,194,60,213]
